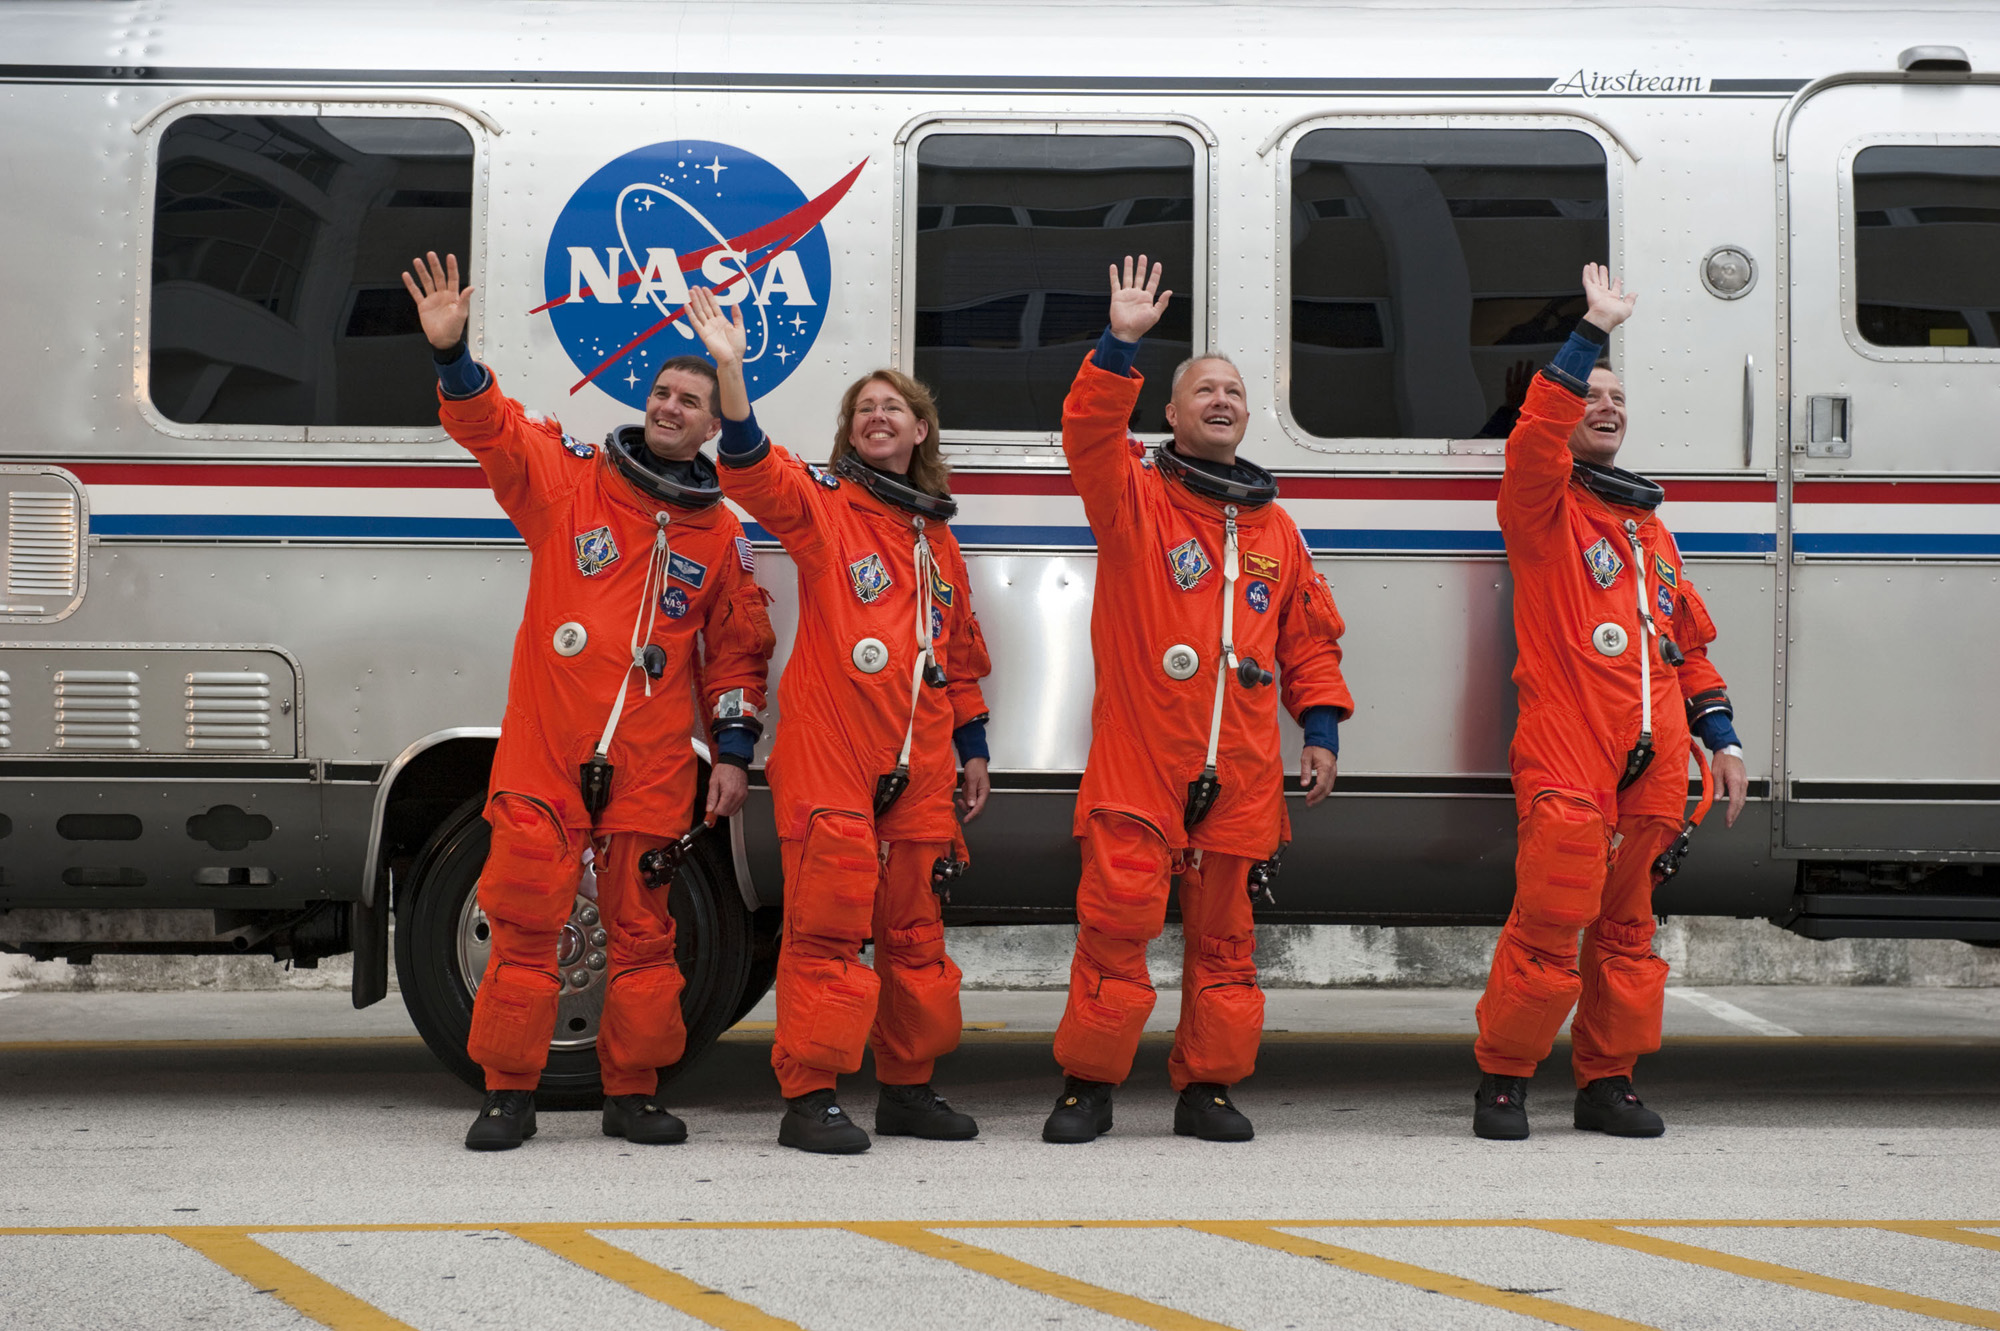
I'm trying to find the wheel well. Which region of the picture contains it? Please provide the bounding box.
[375,737,496,912]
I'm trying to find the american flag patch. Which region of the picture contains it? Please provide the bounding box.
[735,536,756,573]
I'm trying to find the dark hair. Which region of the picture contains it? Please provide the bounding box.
[651,356,720,414]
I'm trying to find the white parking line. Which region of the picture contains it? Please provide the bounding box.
[1667,988,1802,1037]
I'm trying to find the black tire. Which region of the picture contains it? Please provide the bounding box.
[394,796,754,1108]
[728,906,783,1027]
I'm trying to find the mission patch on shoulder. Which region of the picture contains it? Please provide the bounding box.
[735,536,756,572]
[562,435,596,460]
[808,462,841,489]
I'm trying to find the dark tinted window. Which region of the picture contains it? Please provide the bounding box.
[914,135,1196,434]
[150,114,474,427]
[1289,129,1607,439]
[1855,145,2000,348]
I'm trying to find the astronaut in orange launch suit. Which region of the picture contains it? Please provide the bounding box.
[1473,263,1750,1141]
[1042,257,1355,1145]
[406,254,774,1152]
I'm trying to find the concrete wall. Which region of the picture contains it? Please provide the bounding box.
[5,919,1998,993]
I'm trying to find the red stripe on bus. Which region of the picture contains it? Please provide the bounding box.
[66,463,489,489]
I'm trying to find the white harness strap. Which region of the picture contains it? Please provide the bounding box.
[894,516,941,771]
[1202,505,1242,774]
[593,511,672,762]
[1624,517,1654,745]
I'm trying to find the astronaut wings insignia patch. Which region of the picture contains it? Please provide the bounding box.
[1166,537,1213,591]
[1582,537,1623,589]
[575,525,619,577]
[848,552,893,603]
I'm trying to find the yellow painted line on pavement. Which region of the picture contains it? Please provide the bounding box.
[1193,1220,1660,1331]
[169,1228,416,1331]
[1542,1221,2000,1329]
[508,1224,804,1331]
[0,1036,426,1053]
[1874,1221,2000,1256]
[846,1221,1241,1331]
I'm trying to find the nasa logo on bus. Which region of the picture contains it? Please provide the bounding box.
[538,140,866,409]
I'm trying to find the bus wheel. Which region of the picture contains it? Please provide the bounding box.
[394,796,755,1109]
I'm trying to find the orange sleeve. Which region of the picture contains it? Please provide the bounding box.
[1274,523,1356,723]
[716,443,834,578]
[1060,353,1146,546]
[436,374,576,540]
[938,534,992,731]
[1497,373,1588,563]
[699,526,777,714]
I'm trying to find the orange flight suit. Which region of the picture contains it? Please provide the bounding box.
[1054,353,1355,1089]
[441,375,774,1096]
[718,445,992,1098]
[1476,372,1730,1086]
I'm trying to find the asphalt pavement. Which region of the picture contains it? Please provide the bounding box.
[1,986,1996,1330]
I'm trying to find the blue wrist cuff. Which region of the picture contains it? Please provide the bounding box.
[1301,705,1340,756]
[1549,322,1606,388]
[434,344,490,400]
[1092,327,1140,378]
[714,727,758,764]
[1693,712,1742,753]
[717,409,769,465]
[953,719,990,765]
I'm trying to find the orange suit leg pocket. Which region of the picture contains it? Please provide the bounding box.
[1574,952,1670,1073]
[467,960,562,1076]
[778,953,881,1075]
[787,810,881,945]
[1511,793,1610,951]
[1474,937,1583,1074]
[1075,813,1172,942]
[874,920,964,1067]
[479,792,584,935]
[1053,953,1157,1085]
[599,961,689,1072]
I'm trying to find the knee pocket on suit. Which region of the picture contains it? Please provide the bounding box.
[1515,794,1609,929]
[599,962,688,1070]
[1477,940,1582,1067]
[1078,814,1170,941]
[480,792,583,934]
[876,942,963,1066]
[1580,953,1669,1060]
[1182,981,1265,1083]
[467,961,561,1075]
[1054,954,1156,1079]
[777,954,880,1074]
[787,811,879,944]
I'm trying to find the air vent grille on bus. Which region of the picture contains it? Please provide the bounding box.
[54,670,140,751]
[186,672,273,752]
[7,491,79,605]
[0,670,11,751]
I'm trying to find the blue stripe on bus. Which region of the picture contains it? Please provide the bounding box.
[92,515,524,539]
[1794,533,2000,555]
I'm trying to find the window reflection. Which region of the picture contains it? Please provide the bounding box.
[1289,129,1607,440]
[1855,145,2000,349]
[914,134,1197,434]
[149,114,474,428]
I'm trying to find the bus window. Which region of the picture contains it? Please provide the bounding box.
[148,113,474,428]
[1288,128,1607,441]
[1854,145,2000,349]
[913,133,1197,436]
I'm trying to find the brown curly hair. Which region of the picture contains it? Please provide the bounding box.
[830,369,951,499]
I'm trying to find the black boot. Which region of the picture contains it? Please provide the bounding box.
[1174,1083,1254,1142]
[778,1088,871,1154]
[875,1082,978,1140]
[601,1093,689,1145]
[1473,1073,1530,1140]
[1574,1076,1666,1137]
[1041,1076,1114,1143]
[464,1089,536,1151]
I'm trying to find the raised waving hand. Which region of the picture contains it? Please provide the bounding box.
[401,251,475,352]
[1107,254,1172,343]
[686,285,753,422]
[1580,262,1637,334]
